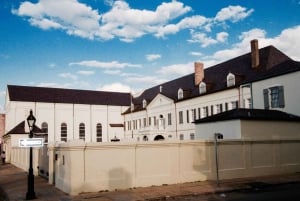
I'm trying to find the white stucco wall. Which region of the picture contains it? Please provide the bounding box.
[195,120,242,140]
[252,71,300,116]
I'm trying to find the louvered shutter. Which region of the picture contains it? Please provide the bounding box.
[263,89,269,109]
[278,86,285,108]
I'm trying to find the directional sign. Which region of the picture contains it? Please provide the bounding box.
[19,138,44,148]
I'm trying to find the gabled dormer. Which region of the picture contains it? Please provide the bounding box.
[227,73,235,87]
[178,88,183,100]
[199,82,206,94]
[142,99,147,109]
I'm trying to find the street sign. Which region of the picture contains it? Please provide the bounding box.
[19,138,44,148]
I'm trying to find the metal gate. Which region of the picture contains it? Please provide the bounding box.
[38,144,49,179]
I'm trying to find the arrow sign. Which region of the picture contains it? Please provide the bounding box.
[19,138,44,148]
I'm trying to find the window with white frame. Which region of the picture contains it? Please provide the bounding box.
[263,86,285,109]
[199,82,206,94]
[216,104,223,114]
[227,73,235,87]
[61,123,67,142]
[178,88,183,100]
[203,106,208,118]
[96,123,102,142]
[79,123,85,141]
[179,111,183,124]
[167,113,172,125]
[231,101,238,109]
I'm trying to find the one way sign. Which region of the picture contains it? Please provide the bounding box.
[19,138,44,148]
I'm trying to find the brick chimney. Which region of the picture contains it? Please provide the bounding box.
[251,39,259,68]
[194,62,204,86]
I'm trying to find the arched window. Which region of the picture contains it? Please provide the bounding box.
[143,135,148,141]
[61,123,67,142]
[96,123,102,142]
[199,82,206,94]
[227,73,235,87]
[178,88,183,100]
[41,122,48,143]
[79,123,85,141]
[142,99,147,109]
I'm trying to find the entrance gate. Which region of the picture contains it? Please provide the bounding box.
[38,144,49,179]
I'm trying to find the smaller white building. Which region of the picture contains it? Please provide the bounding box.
[194,108,300,140]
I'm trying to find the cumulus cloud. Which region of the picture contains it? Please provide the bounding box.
[12,1,253,43]
[77,70,94,75]
[188,31,229,47]
[156,62,194,77]
[59,73,77,80]
[96,82,131,92]
[69,60,141,69]
[200,25,300,67]
[146,54,161,61]
[215,5,254,23]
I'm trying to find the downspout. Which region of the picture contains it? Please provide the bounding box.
[73,104,75,139]
[174,101,178,139]
[107,105,109,141]
[90,105,92,142]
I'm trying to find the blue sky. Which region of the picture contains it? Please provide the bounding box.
[1,0,300,113]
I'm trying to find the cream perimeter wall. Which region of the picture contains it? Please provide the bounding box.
[53,139,300,195]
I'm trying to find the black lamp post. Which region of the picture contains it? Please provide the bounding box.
[26,110,36,200]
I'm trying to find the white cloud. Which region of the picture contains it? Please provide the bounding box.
[200,25,300,67]
[59,73,78,80]
[69,60,141,69]
[104,70,121,75]
[125,75,167,86]
[12,1,253,42]
[77,70,94,75]
[96,82,131,93]
[13,0,101,39]
[146,54,161,61]
[188,31,228,47]
[156,62,194,77]
[215,5,254,23]
[189,51,203,57]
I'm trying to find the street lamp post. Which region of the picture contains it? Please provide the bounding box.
[26,110,36,200]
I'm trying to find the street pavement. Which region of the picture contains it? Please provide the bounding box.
[1,163,300,201]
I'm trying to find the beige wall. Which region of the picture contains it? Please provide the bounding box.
[53,139,300,195]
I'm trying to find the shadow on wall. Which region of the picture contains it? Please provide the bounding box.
[108,167,132,191]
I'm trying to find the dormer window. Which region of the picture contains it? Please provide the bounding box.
[131,102,134,111]
[178,88,183,100]
[142,99,147,109]
[199,82,206,94]
[227,73,235,87]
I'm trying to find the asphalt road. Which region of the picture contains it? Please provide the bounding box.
[149,182,300,201]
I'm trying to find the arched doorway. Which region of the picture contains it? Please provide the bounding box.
[154,135,165,141]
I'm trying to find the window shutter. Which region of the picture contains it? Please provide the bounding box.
[278,86,285,108]
[263,89,269,109]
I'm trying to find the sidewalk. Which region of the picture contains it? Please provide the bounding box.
[1,163,300,201]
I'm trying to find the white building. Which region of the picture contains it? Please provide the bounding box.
[123,39,300,141]
[4,87,131,144]
[3,40,300,144]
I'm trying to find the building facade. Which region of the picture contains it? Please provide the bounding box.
[3,40,300,145]
[123,40,300,141]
